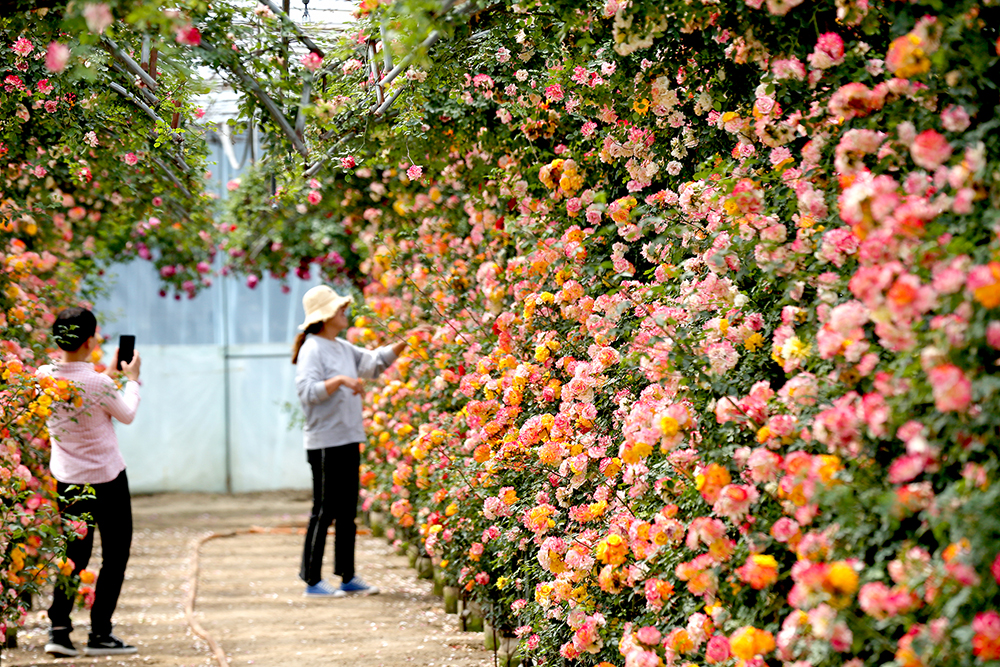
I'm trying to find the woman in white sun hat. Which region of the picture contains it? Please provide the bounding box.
[292,285,429,597]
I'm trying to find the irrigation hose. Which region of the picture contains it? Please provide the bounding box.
[184,525,301,667]
[184,524,372,667]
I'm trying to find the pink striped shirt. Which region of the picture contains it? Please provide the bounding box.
[37,362,140,484]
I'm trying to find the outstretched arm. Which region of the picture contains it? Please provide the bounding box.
[354,324,435,379]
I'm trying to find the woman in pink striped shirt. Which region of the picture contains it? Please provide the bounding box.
[37,307,142,658]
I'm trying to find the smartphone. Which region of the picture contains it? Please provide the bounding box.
[117,335,135,370]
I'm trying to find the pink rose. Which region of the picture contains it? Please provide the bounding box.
[307,190,322,205]
[770,517,800,543]
[887,453,927,484]
[300,51,323,71]
[946,562,980,586]
[12,37,33,57]
[928,363,971,412]
[746,447,782,482]
[45,42,70,73]
[175,24,202,46]
[705,635,731,663]
[406,165,423,180]
[585,205,602,224]
[545,84,564,101]
[82,3,114,34]
[910,129,952,170]
[974,611,1000,639]
[987,322,1000,349]
[636,626,661,645]
[808,32,845,69]
[941,104,971,132]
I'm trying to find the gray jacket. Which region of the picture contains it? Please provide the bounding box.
[295,335,397,449]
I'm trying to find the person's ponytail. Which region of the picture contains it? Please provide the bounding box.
[291,321,324,364]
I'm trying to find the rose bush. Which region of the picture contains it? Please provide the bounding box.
[0,4,224,637]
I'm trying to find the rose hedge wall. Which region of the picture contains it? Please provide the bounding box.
[223,0,1000,663]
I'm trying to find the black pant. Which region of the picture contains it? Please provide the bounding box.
[300,444,360,586]
[49,470,132,636]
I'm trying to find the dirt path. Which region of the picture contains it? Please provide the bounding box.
[2,492,492,667]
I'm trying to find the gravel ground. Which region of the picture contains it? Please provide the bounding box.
[1,491,492,667]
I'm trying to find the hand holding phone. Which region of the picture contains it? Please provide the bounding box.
[117,335,135,371]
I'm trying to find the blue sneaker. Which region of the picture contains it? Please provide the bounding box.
[340,576,379,595]
[304,580,345,598]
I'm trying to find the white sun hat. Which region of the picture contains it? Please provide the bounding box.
[299,285,353,331]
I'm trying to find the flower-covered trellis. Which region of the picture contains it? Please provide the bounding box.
[4,0,1000,664]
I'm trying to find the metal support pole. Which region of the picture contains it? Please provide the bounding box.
[200,40,309,158]
[380,23,392,71]
[368,41,384,107]
[377,30,441,88]
[108,81,160,122]
[102,37,159,91]
[295,80,312,138]
[108,61,159,106]
[372,84,407,117]
[221,263,233,494]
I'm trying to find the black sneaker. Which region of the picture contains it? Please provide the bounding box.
[83,633,138,656]
[44,629,79,657]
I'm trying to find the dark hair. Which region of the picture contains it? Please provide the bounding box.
[291,321,323,364]
[53,307,98,352]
